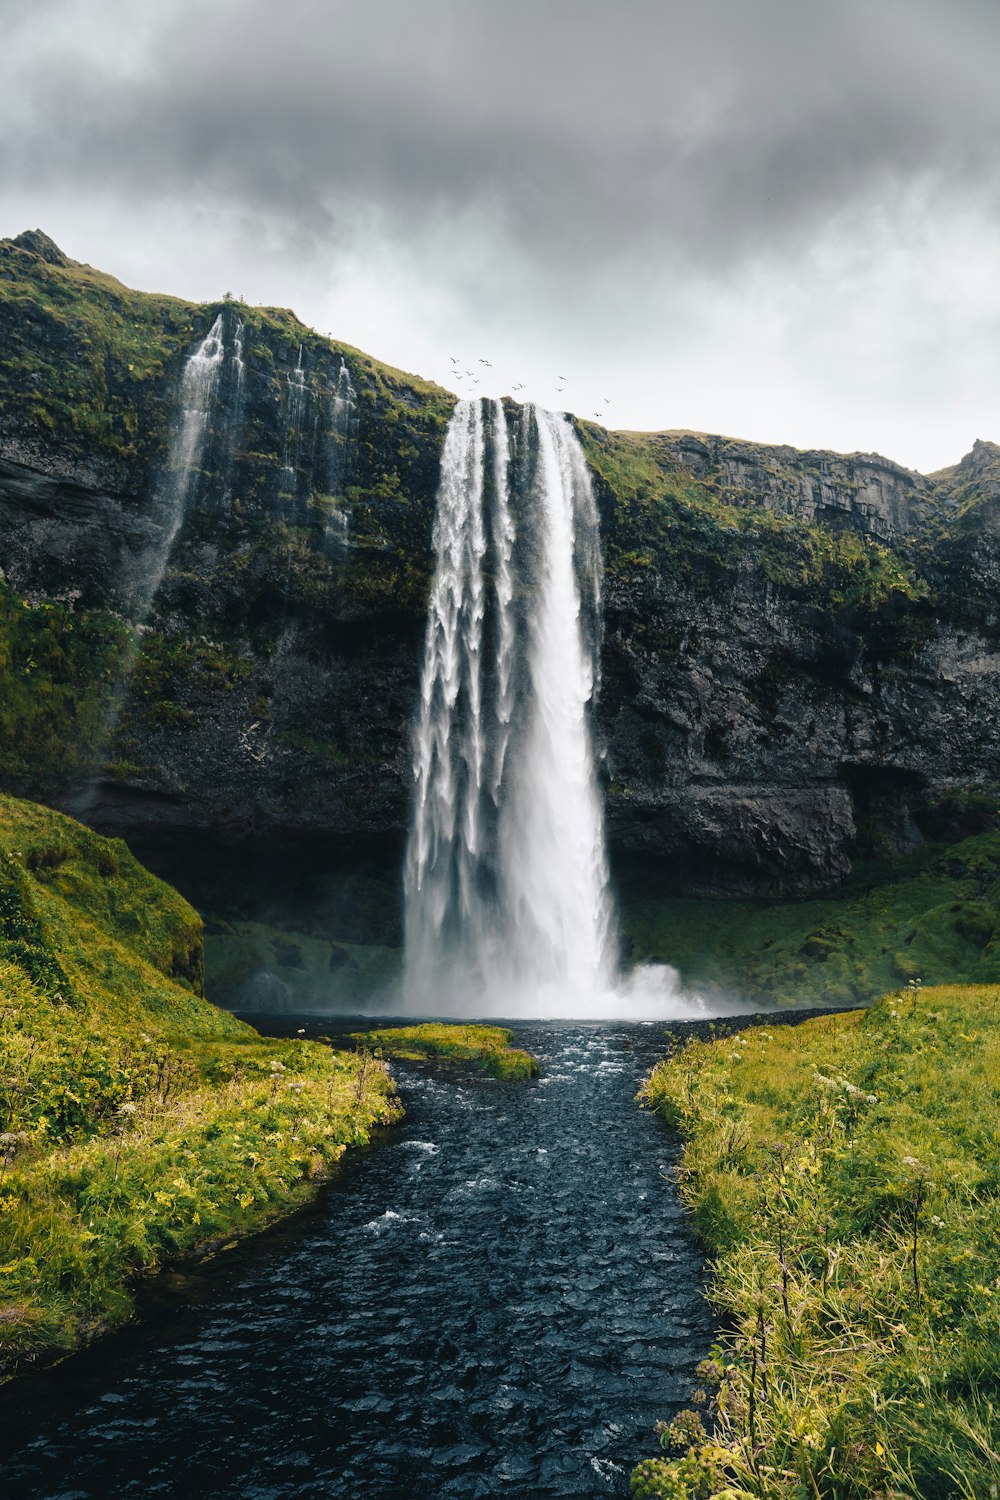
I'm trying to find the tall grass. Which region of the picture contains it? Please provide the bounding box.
[348,1023,540,1080]
[634,986,1000,1499]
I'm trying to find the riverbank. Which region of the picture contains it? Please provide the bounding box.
[348,1022,541,1079]
[0,794,401,1384]
[1,1021,713,1497]
[634,984,1000,1499]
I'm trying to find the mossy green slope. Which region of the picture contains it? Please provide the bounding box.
[621,826,1000,1008]
[634,986,1000,1499]
[0,229,454,489]
[0,794,401,1382]
[578,422,931,617]
[0,231,456,813]
[348,1023,540,1081]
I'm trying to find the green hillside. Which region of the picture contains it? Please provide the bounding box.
[0,793,400,1382]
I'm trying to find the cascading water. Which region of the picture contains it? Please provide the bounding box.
[70,314,236,815]
[323,357,357,552]
[403,398,701,1018]
[155,313,227,563]
[124,311,229,614]
[221,315,246,504]
[406,398,489,984]
[280,344,309,493]
[497,408,614,1006]
[232,316,246,400]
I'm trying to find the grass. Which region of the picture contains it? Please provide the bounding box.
[633,984,1000,1499]
[346,1023,540,1081]
[205,919,400,1012]
[620,828,1000,1009]
[0,233,198,475]
[0,793,401,1382]
[576,422,930,621]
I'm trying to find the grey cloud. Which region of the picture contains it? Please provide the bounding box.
[4,0,1000,275]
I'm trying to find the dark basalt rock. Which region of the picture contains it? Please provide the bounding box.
[12,230,69,266]
[1,236,999,912]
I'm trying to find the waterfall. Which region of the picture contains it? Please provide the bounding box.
[490,398,516,798]
[123,312,227,618]
[405,399,489,984]
[323,357,356,553]
[281,345,309,494]
[221,315,246,504]
[70,313,234,816]
[496,408,614,1005]
[232,316,246,401]
[402,402,603,1014]
[402,397,705,1018]
[330,357,355,435]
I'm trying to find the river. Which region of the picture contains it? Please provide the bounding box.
[1,1021,713,1499]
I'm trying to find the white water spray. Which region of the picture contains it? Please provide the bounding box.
[127,312,227,616]
[71,315,231,814]
[496,408,614,1007]
[232,317,246,404]
[490,398,516,797]
[403,399,706,1018]
[406,399,489,979]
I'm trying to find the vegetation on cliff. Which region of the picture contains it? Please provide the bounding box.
[634,987,1000,1499]
[622,823,1000,1008]
[0,793,401,1383]
[347,1023,540,1080]
[578,421,932,620]
[3,231,1000,1014]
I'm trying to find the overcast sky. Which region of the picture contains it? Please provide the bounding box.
[2,0,998,471]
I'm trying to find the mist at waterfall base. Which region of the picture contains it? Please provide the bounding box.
[400,399,723,1022]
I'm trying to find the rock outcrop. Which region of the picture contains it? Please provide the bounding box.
[1,230,999,921]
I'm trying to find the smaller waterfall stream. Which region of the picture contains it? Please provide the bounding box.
[280,344,309,494]
[76,316,230,785]
[323,356,357,552]
[404,399,702,1018]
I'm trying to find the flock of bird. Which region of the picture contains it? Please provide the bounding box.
[448,355,612,423]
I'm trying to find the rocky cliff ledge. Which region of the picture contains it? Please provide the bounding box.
[1,230,999,925]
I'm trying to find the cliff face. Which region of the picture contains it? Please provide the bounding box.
[1,230,999,918]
